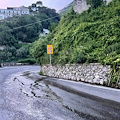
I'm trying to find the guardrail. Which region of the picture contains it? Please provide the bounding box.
[0,63,30,67]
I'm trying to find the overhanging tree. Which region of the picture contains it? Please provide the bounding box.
[87,0,104,9]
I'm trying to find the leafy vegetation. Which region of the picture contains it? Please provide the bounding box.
[31,0,120,86]
[0,4,60,63]
[33,0,120,65]
[17,58,36,65]
[30,36,49,65]
[87,0,105,9]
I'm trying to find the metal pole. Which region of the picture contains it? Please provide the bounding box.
[50,54,51,65]
[50,54,51,76]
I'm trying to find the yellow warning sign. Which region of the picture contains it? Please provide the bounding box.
[47,45,53,54]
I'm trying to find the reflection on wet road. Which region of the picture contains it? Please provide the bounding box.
[0,66,120,120]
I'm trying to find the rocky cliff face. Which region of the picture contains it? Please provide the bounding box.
[74,0,90,14]
[74,0,112,14]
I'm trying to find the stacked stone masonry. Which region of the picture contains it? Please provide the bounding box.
[42,63,111,85]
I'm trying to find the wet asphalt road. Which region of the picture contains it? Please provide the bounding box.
[0,66,40,83]
[0,66,120,120]
[0,66,80,120]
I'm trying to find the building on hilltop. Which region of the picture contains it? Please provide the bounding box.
[0,1,43,20]
[40,29,50,36]
[36,1,43,7]
[0,46,5,51]
[30,1,43,12]
[30,4,39,12]
[0,6,29,20]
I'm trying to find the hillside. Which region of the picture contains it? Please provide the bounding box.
[48,0,120,66]
[0,5,60,63]
[32,0,120,67]
[58,2,74,16]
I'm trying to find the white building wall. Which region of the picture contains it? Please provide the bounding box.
[13,10,21,16]
[31,7,38,11]
[7,9,14,17]
[0,9,6,13]
[19,6,30,15]
[36,4,42,7]
[0,14,5,20]
[0,6,30,20]
[0,9,7,20]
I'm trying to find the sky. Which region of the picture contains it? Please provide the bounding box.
[0,0,73,11]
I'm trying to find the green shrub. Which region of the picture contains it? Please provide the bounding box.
[31,0,120,68]
[103,81,107,86]
[17,58,36,65]
[39,70,44,75]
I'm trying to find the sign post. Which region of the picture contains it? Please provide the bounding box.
[50,54,51,65]
[47,45,53,76]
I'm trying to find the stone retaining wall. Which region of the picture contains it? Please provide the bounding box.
[41,63,111,85]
